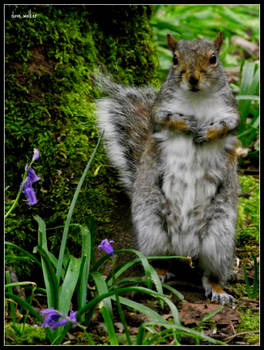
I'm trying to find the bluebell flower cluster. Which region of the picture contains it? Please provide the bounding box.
[98,239,115,255]
[40,308,77,331]
[22,148,41,205]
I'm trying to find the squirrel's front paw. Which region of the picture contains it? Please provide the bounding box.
[194,120,228,143]
[161,112,197,134]
[207,120,229,140]
[193,125,209,143]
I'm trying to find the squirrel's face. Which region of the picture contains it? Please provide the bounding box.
[167,32,225,93]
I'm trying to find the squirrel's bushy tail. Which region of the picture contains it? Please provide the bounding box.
[94,72,156,196]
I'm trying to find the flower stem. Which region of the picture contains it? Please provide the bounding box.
[5,159,33,219]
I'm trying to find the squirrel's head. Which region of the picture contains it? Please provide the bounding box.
[167,32,225,93]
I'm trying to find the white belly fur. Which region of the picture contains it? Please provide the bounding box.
[160,134,223,257]
[157,92,232,257]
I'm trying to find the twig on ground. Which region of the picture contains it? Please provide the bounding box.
[224,330,259,343]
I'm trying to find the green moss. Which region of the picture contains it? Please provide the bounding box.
[5,5,159,279]
[236,175,259,245]
[236,308,259,344]
[5,323,48,345]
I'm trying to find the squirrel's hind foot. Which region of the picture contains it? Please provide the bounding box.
[211,289,235,307]
[202,276,235,308]
[155,267,176,283]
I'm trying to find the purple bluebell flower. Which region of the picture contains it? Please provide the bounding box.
[22,167,41,205]
[98,239,115,255]
[22,183,38,205]
[32,148,40,162]
[26,167,41,183]
[40,308,77,331]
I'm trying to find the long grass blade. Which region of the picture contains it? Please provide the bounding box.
[34,215,59,308]
[77,225,91,310]
[77,286,180,326]
[56,133,103,282]
[34,215,58,269]
[36,246,59,309]
[251,253,259,298]
[139,321,225,345]
[91,271,118,345]
[58,255,82,315]
[243,264,251,298]
[111,295,169,325]
[5,281,37,289]
[5,291,43,323]
[5,241,42,268]
[5,271,16,325]
[113,249,153,289]
[91,271,113,315]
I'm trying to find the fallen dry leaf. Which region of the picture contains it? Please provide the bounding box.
[179,301,241,326]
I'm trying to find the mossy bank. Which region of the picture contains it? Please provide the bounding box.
[5,5,159,279]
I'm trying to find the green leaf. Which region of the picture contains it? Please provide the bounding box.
[5,281,37,289]
[36,246,59,309]
[144,327,181,345]
[113,249,153,289]
[250,114,260,129]
[109,251,187,303]
[5,241,42,268]
[77,225,92,311]
[162,283,185,301]
[56,132,103,282]
[5,291,54,343]
[117,286,180,326]
[88,216,96,266]
[106,258,141,284]
[33,215,58,269]
[92,271,118,345]
[240,61,257,96]
[91,252,113,272]
[198,305,223,327]
[220,6,248,26]
[77,286,180,327]
[243,264,251,297]
[91,271,113,315]
[58,255,82,315]
[112,295,168,324]
[236,95,259,101]
[251,253,259,298]
[100,304,119,345]
[5,271,16,324]
[93,164,103,176]
[33,215,59,308]
[238,61,259,139]
[5,291,43,323]
[138,321,225,345]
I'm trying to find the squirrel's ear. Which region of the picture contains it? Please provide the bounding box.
[167,33,177,52]
[214,32,223,51]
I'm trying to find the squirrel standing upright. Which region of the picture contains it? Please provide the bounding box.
[95,32,240,306]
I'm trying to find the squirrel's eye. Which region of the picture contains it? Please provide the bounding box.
[173,54,178,65]
[209,54,217,64]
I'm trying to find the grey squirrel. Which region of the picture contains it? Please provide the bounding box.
[95,32,241,306]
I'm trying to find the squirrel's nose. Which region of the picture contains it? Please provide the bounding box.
[189,76,199,86]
